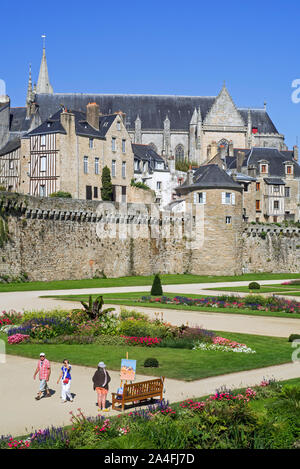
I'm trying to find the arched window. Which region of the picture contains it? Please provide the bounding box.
[148,143,157,153]
[175,144,185,162]
[218,139,229,155]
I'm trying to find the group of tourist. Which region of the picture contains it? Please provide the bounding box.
[33,352,111,411]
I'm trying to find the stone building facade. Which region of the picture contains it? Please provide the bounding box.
[16,104,134,202]
[0,43,288,170]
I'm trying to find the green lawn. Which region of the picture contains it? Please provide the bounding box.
[206,284,300,294]
[3,331,293,381]
[44,291,300,319]
[1,272,300,292]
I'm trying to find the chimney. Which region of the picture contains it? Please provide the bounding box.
[187,165,194,185]
[60,108,75,136]
[86,102,100,130]
[293,145,298,162]
[236,151,245,173]
[220,144,226,160]
[248,164,257,178]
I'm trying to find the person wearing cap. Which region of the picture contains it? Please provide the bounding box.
[92,362,111,411]
[33,353,51,400]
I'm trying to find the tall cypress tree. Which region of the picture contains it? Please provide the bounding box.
[101,166,113,201]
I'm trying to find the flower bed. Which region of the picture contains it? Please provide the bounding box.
[141,294,300,314]
[7,334,30,344]
[122,336,162,346]
[193,336,256,354]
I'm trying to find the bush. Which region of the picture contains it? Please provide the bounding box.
[288,334,300,342]
[144,357,159,368]
[119,319,171,339]
[119,308,148,321]
[151,274,163,296]
[49,191,72,198]
[248,282,260,290]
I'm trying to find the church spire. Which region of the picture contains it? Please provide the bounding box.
[36,34,53,94]
[26,63,33,103]
[26,63,33,118]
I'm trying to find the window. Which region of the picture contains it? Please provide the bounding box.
[111,137,116,152]
[95,158,99,175]
[261,164,267,173]
[194,192,206,204]
[274,200,279,210]
[134,160,140,171]
[122,139,126,153]
[156,181,162,190]
[117,121,121,131]
[86,185,92,200]
[84,156,88,174]
[175,144,185,162]
[155,161,164,170]
[273,185,280,193]
[89,138,94,149]
[122,161,126,178]
[40,156,46,172]
[39,185,46,197]
[256,200,261,211]
[285,187,291,198]
[256,182,260,191]
[94,187,98,198]
[222,192,235,205]
[286,165,292,175]
[112,160,116,177]
[225,216,232,224]
[40,135,46,147]
[9,160,14,170]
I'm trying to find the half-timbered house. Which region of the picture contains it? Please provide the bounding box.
[19,103,134,201]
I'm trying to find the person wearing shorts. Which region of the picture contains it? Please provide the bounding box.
[92,361,111,411]
[33,353,51,400]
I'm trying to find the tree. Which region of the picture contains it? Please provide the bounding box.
[101,166,113,201]
[151,273,163,296]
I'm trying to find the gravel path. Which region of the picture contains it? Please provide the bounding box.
[1,355,300,437]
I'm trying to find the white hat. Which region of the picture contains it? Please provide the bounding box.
[40,353,45,356]
[98,361,106,368]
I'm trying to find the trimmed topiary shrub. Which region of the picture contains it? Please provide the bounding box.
[288,334,300,342]
[144,357,159,368]
[248,282,260,290]
[151,274,163,296]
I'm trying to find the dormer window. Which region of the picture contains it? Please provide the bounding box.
[286,165,293,175]
[260,163,268,174]
[117,121,121,131]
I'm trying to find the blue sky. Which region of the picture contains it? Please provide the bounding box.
[1,0,300,148]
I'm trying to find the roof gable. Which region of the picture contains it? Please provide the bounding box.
[204,85,245,127]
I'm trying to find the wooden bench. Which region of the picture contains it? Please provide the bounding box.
[111,377,165,411]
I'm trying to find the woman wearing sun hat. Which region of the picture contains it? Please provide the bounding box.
[92,361,111,411]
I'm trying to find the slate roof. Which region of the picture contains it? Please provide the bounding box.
[132,143,167,173]
[9,108,32,133]
[0,137,21,156]
[226,147,300,179]
[26,108,115,139]
[176,164,242,194]
[264,178,285,185]
[33,93,279,134]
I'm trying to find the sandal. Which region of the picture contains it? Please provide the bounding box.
[35,395,41,400]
